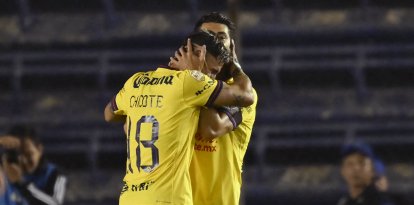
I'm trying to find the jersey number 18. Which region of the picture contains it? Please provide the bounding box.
[126,115,160,173]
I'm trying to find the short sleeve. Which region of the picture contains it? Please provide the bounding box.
[112,87,127,115]
[111,75,137,115]
[182,70,223,107]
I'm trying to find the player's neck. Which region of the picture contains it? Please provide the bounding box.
[160,65,181,71]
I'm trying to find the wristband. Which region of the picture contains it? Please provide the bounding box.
[217,106,242,130]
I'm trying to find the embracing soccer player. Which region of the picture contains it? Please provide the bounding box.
[189,13,258,205]
[104,30,254,205]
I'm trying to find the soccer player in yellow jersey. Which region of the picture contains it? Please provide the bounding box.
[187,13,258,205]
[104,31,254,205]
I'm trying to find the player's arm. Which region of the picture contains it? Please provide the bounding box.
[212,64,253,107]
[198,106,243,139]
[104,101,126,122]
[104,82,130,123]
[172,39,254,108]
[197,108,233,139]
[213,39,253,107]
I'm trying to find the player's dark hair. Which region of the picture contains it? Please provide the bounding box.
[183,31,231,64]
[194,12,236,38]
[7,124,41,146]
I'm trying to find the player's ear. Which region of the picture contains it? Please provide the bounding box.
[191,44,203,57]
[194,49,201,57]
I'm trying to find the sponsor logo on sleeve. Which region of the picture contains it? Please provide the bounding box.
[195,80,214,96]
[190,70,205,81]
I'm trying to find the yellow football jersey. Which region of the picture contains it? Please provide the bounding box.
[189,89,257,205]
[112,67,223,205]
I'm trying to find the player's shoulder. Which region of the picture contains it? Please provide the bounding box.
[252,87,258,99]
[151,67,193,81]
[125,71,147,83]
[178,70,207,81]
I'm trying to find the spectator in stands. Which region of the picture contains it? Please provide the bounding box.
[0,125,67,205]
[337,142,395,205]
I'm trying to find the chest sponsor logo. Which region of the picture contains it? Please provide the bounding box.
[194,134,218,152]
[134,74,174,88]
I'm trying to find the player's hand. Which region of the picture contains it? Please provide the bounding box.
[2,155,24,183]
[230,39,239,64]
[169,38,206,71]
[228,39,242,77]
[0,136,21,149]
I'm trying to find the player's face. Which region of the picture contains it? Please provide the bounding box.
[341,153,374,188]
[21,138,43,174]
[199,23,231,80]
[192,44,223,79]
[203,52,223,79]
[200,22,231,50]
